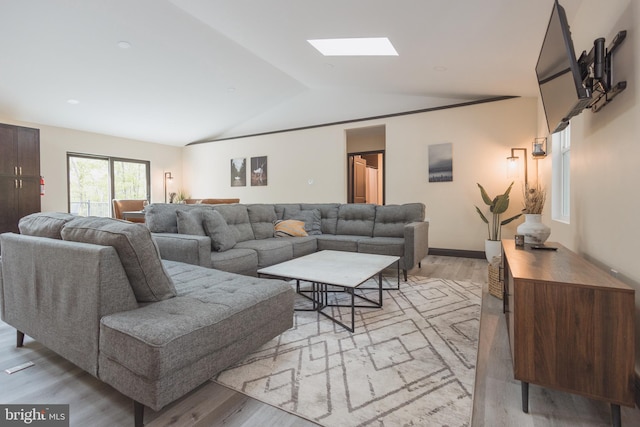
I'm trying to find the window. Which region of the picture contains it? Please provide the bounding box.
[67,153,150,217]
[551,126,570,223]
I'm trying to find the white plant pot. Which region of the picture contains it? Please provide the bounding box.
[485,239,502,263]
[517,214,551,244]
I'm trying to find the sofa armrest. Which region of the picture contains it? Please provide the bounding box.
[0,232,138,377]
[403,221,429,270]
[152,233,212,268]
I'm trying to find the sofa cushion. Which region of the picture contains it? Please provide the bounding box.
[274,219,308,237]
[284,208,321,235]
[315,234,364,252]
[210,248,259,275]
[274,203,300,220]
[247,204,277,239]
[60,217,176,302]
[213,204,255,242]
[358,237,405,257]
[99,260,294,382]
[278,236,317,258]
[358,237,405,270]
[18,212,76,239]
[176,209,206,236]
[145,203,184,233]
[336,204,376,236]
[234,238,293,268]
[301,203,339,234]
[373,203,425,237]
[202,210,237,252]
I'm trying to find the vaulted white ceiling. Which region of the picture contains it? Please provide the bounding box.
[0,0,582,146]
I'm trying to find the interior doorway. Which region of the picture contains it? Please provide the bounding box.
[346,124,386,205]
[347,152,384,204]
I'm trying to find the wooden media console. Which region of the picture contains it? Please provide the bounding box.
[502,240,635,427]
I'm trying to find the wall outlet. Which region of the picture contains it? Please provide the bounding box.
[610,268,619,278]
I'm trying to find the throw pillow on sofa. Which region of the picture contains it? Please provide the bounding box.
[202,210,237,252]
[18,212,77,239]
[283,208,322,235]
[274,219,308,237]
[60,216,177,302]
[176,209,207,235]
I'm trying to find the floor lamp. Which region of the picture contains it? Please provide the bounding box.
[506,148,527,187]
[163,172,173,203]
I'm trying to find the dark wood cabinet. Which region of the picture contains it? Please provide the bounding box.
[502,240,635,427]
[0,123,41,233]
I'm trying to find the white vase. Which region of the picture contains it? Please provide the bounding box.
[517,214,551,244]
[485,239,502,263]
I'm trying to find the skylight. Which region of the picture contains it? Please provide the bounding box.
[307,37,398,56]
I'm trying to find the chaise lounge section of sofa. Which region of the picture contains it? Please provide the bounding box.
[146,202,429,280]
[0,213,294,426]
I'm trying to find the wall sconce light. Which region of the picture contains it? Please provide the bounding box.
[163,172,173,203]
[506,148,528,186]
[532,137,547,159]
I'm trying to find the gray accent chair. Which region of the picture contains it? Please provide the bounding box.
[0,215,294,427]
[147,202,429,280]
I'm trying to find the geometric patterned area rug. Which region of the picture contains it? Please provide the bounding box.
[214,276,481,427]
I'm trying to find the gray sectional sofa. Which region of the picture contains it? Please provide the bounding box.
[0,213,294,427]
[0,202,428,426]
[146,202,429,280]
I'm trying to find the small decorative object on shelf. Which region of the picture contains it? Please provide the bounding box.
[517,183,550,244]
[174,189,190,204]
[518,214,551,244]
[532,137,547,158]
[515,234,525,247]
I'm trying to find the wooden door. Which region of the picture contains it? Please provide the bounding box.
[0,124,17,175]
[17,127,40,177]
[353,157,367,203]
[0,123,41,233]
[366,166,378,204]
[18,177,41,220]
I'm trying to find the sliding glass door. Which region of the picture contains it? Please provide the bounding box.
[67,153,150,217]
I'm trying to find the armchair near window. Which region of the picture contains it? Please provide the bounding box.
[112,199,146,223]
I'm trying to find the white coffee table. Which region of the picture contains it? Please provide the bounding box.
[257,250,400,332]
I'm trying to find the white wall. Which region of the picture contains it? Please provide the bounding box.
[184,97,538,251]
[346,125,386,153]
[0,117,183,212]
[385,98,537,250]
[183,125,348,204]
[551,0,639,280]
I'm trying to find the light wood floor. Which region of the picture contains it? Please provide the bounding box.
[1,255,638,426]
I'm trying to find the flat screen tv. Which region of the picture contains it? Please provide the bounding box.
[536,0,591,133]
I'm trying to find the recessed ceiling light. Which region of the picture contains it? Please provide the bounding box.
[308,37,398,56]
[67,99,80,105]
[117,41,132,49]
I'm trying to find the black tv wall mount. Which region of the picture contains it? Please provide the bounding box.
[578,30,627,113]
